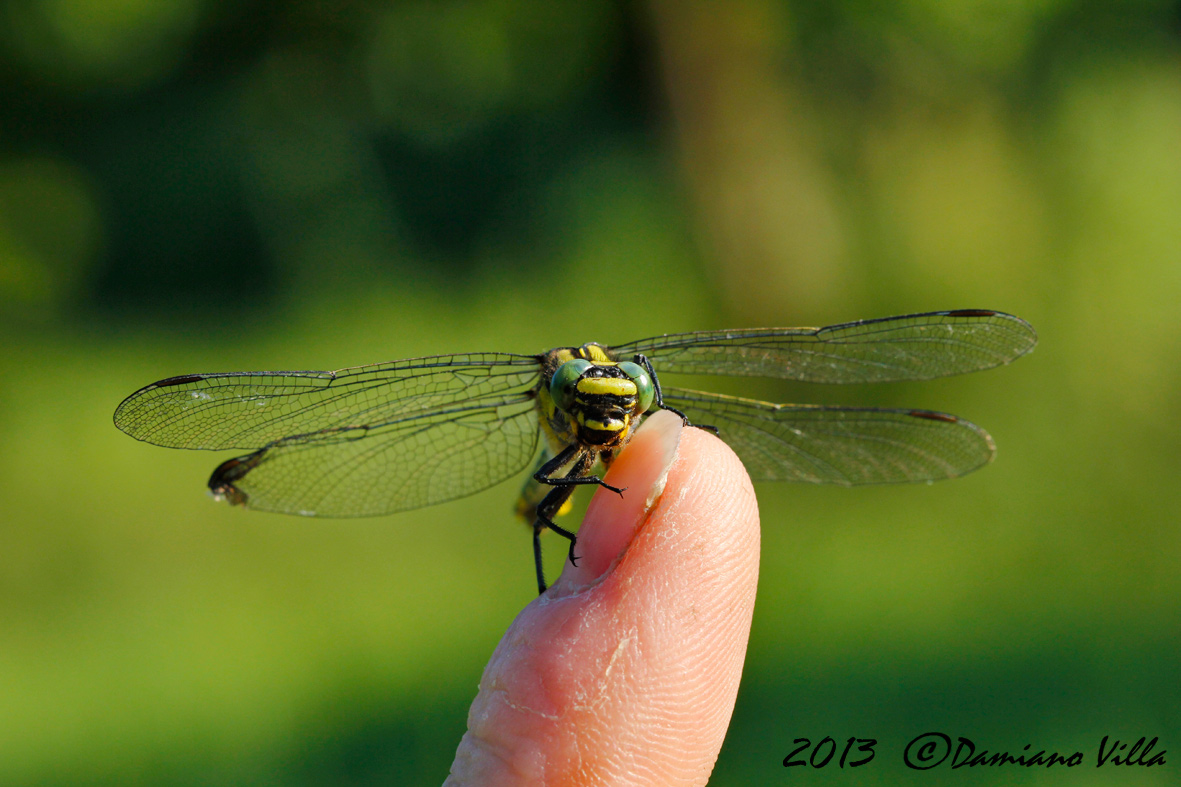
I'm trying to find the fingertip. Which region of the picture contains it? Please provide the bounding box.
[447,416,761,785]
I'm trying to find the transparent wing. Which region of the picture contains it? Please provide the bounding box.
[611,310,1036,383]
[205,397,541,516]
[114,353,545,516]
[114,353,542,449]
[662,387,996,485]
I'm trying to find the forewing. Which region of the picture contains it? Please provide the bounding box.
[114,353,545,516]
[611,310,1036,383]
[662,388,995,485]
[114,353,542,449]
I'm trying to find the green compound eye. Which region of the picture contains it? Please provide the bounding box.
[549,358,593,411]
[617,361,655,414]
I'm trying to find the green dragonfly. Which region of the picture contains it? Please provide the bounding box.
[114,309,1036,593]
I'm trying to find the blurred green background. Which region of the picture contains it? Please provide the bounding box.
[2,0,1178,783]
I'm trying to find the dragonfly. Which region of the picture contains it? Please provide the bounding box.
[114,309,1036,593]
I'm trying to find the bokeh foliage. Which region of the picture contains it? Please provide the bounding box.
[1,0,1178,784]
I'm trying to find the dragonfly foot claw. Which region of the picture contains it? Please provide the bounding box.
[601,482,626,497]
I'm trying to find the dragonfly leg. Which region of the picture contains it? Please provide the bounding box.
[634,354,719,434]
[532,481,581,593]
[532,523,546,595]
[533,444,625,496]
[543,518,580,566]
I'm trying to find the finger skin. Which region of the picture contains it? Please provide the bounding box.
[446,410,761,786]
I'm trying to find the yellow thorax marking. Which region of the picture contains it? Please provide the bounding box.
[576,377,637,397]
[577,344,613,363]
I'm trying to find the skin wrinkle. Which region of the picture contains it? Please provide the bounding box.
[482,594,642,732]
[570,630,638,714]
[490,684,562,721]
[455,727,537,782]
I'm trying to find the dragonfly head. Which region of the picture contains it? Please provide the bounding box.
[549,357,655,447]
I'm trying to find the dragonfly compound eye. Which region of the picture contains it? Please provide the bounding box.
[549,358,593,412]
[617,361,655,414]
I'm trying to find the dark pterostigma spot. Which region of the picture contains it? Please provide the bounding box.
[945,309,997,318]
[908,410,959,423]
[156,374,207,387]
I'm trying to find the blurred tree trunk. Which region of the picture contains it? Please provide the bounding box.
[647,0,852,321]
